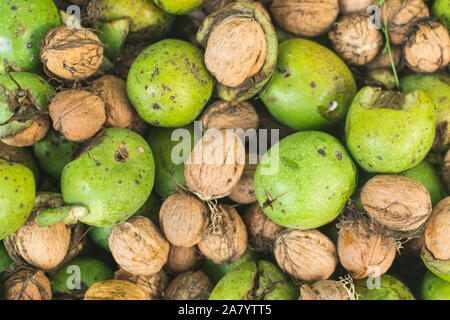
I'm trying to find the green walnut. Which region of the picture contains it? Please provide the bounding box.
[260,38,357,131]
[209,260,298,300]
[0,0,61,73]
[0,159,35,240]
[0,142,39,186]
[354,274,415,300]
[50,256,113,300]
[32,128,79,180]
[254,131,357,229]
[345,87,436,173]
[400,73,450,151]
[37,128,155,227]
[95,0,173,42]
[197,2,278,101]
[421,243,450,283]
[147,124,195,198]
[432,0,450,29]
[127,39,213,127]
[421,271,450,300]
[93,19,130,61]
[154,0,203,15]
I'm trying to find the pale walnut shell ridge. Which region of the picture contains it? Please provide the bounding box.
[425,197,450,261]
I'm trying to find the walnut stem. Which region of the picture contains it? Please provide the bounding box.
[381,15,400,89]
[36,205,89,227]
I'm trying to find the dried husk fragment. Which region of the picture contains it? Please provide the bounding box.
[197,205,248,264]
[164,270,212,300]
[166,246,200,274]
[109,216,170,276]
[329,13,383,66]
[84,279,147,300]
[299,279,354,300]
[114,268,169,300]
[3,269,52,300]
[40,26,104,80]
[1,115,50,147]
[366,45,403,70]
[274,229,337,282]
[271,0,339,37]
[159,193,209,247]
[339,0,376,15]
[361,174,432,232]
[404,20,450,73]
[337,215,397,279]
[49,90,106,142]
[90,75,135,128]
[381,0,430,45]
[243,203,285,253]
[424,197,450,261]
[442,150,450,193]
[184,129,245,201]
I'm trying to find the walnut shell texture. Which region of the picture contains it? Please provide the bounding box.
[1,115,50,147]
[329,13,383,65]
[404,20,450,73]
[337,216,397,279]
[109,216,170,276]
[339,0,376,15]
[299,280,352,300]
[159,193,209,247]
[197,205,248,264]
[361,174,432,232]
[40,26,104,80]
[3,269,52,300]
[274,229,337,282]
[204,16,267,88]
[271,0,339,37]
[164,270,212,300]
[114,268,169,300]
[166,245,199,274]
[84,279,147,300]
[425,197,450,261]
[366,45,403,70]
[184,129,245,201]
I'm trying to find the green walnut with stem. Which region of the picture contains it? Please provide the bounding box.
[37,128,155,228]
[345,86,436,173]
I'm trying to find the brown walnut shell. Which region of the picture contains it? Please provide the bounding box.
[243,203,285,253]
[197,205,248,264]
[84,279,147,300]
[381,0,430,45]
[361,174,432,232]
[442,150,450,193]
[1,115,50,147]
[184,129,245,201]
[164,270,212,300]
[337,216,397,279]
[203,0,234,15]
[339,0,376,15]
[90,75,136,128]
[228,160,258,204]
[329,13,383,66]
[366,45,403,70]
[114,268,169,300]
[274,229,337,282]
[159,193,209,247]
[166,245,200,274]
[204,16,267,88]
[49,90,106,142]
[109,216,170,276]
[271,0,339,37]
[3,269,52,300]
[425,197,450,261]
[40,26,104,80]
[404,20,450,73]
[299,280,353,300]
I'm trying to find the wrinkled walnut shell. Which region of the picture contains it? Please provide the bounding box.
[184,129,245,201]
[274,229,337,282]
[197,205,248,264]
[228,160,258,204]
[425,197,450,261]
[114,268,169,300]
[404,20,450,73]
[166,246,200,274]
[1,115,50,147]
[109,216,170,276]
[40,26,104,80]
[164,270,212,300]
[90,75,136,128]
[299,280,353,300]
[339,0,376,15]
[337,215,397,279]
[366,45,403,70]
[84,279,147,300]
[3,269,52,300]
[361,174,432,232]
[271,0,339,37]
[159,193,209,247]
[49,90,106,142]
[329,13,383,65]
